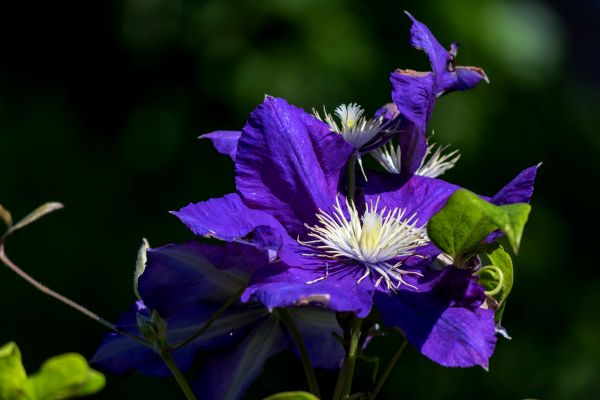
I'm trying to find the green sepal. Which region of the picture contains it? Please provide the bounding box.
[476,245,514,324]
[263,391,320,400]
[427,189,531,264]
[137,309,169,349]
[25,353,105,400]
[0,342,30,400]
[133,238,150,300]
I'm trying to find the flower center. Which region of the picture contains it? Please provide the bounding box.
[301,197,429,290]
[314,103,388,149]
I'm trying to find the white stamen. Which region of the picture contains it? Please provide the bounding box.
[313,103,388,149]
[300,197,429,291]
[371,141,402,174]
[371,139,460,178]
[415,143,460,178]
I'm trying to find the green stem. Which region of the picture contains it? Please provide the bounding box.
[369,336,407,400]
[159,349,198,400]
[276,309,320,398]
[170,287,244,351]
[334,317,362,400]
[347,153,357,201]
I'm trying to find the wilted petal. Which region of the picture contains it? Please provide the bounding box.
[201,130,241,160]
[235,96,354,236]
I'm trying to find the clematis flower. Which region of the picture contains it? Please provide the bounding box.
[174,93,538,368]
[91,241,343,400]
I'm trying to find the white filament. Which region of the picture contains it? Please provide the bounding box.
[301,197,429,290]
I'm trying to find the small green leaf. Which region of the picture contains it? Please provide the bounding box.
[0,205,13,230]
[26,353,105,400]
[133,238,150,299]
[427,189,531,261]
[263,391,320,400]
[10,203,64,233]
[0,342,30,400]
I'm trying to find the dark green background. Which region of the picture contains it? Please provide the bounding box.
[1,0,598,399]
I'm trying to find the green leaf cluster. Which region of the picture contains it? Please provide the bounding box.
[0,342,105,400]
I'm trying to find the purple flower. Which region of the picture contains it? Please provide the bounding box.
[174,92,538,368]
[91,241,343,400]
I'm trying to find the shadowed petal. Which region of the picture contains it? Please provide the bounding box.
[235,96,354,236]
[288,308,344,369]
[91,302,266,376]
[139,242,268,316]
[192,315,288,400]
[201,130,241,160]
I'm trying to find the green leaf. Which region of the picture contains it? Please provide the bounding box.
[427,189,531,261]
[263,392,320,400]
[0,204,13,230]
[26,353,105,400]
[479,245,514,323]
[133,238,150,299]
[0,342,30,400]
[10,203,64,233]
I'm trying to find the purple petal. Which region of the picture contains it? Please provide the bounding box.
[440,66,489,94]
[139,242,268,316]
[397,121,429,178]
[390,69,435,136]
[363,175,460,226]
[376,267,497,368]
[172,193,288,252]
[491,164,540,206]
[201,130,241,161]
[405,12,488,96]
[242,263,375,318]
[192,316,288,400]
[405,11,449,79]
[235,96,354,236]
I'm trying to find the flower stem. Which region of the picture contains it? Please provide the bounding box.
[0,241,151,347]
[159,349,198,400]
[347,153,357,201]
[170,286,244,351]
[276,308,321,398]
[369,335,407,400]
[334,317,362,400]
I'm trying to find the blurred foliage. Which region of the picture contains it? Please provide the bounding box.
[0,0,598,399]
[0,342,105,400]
